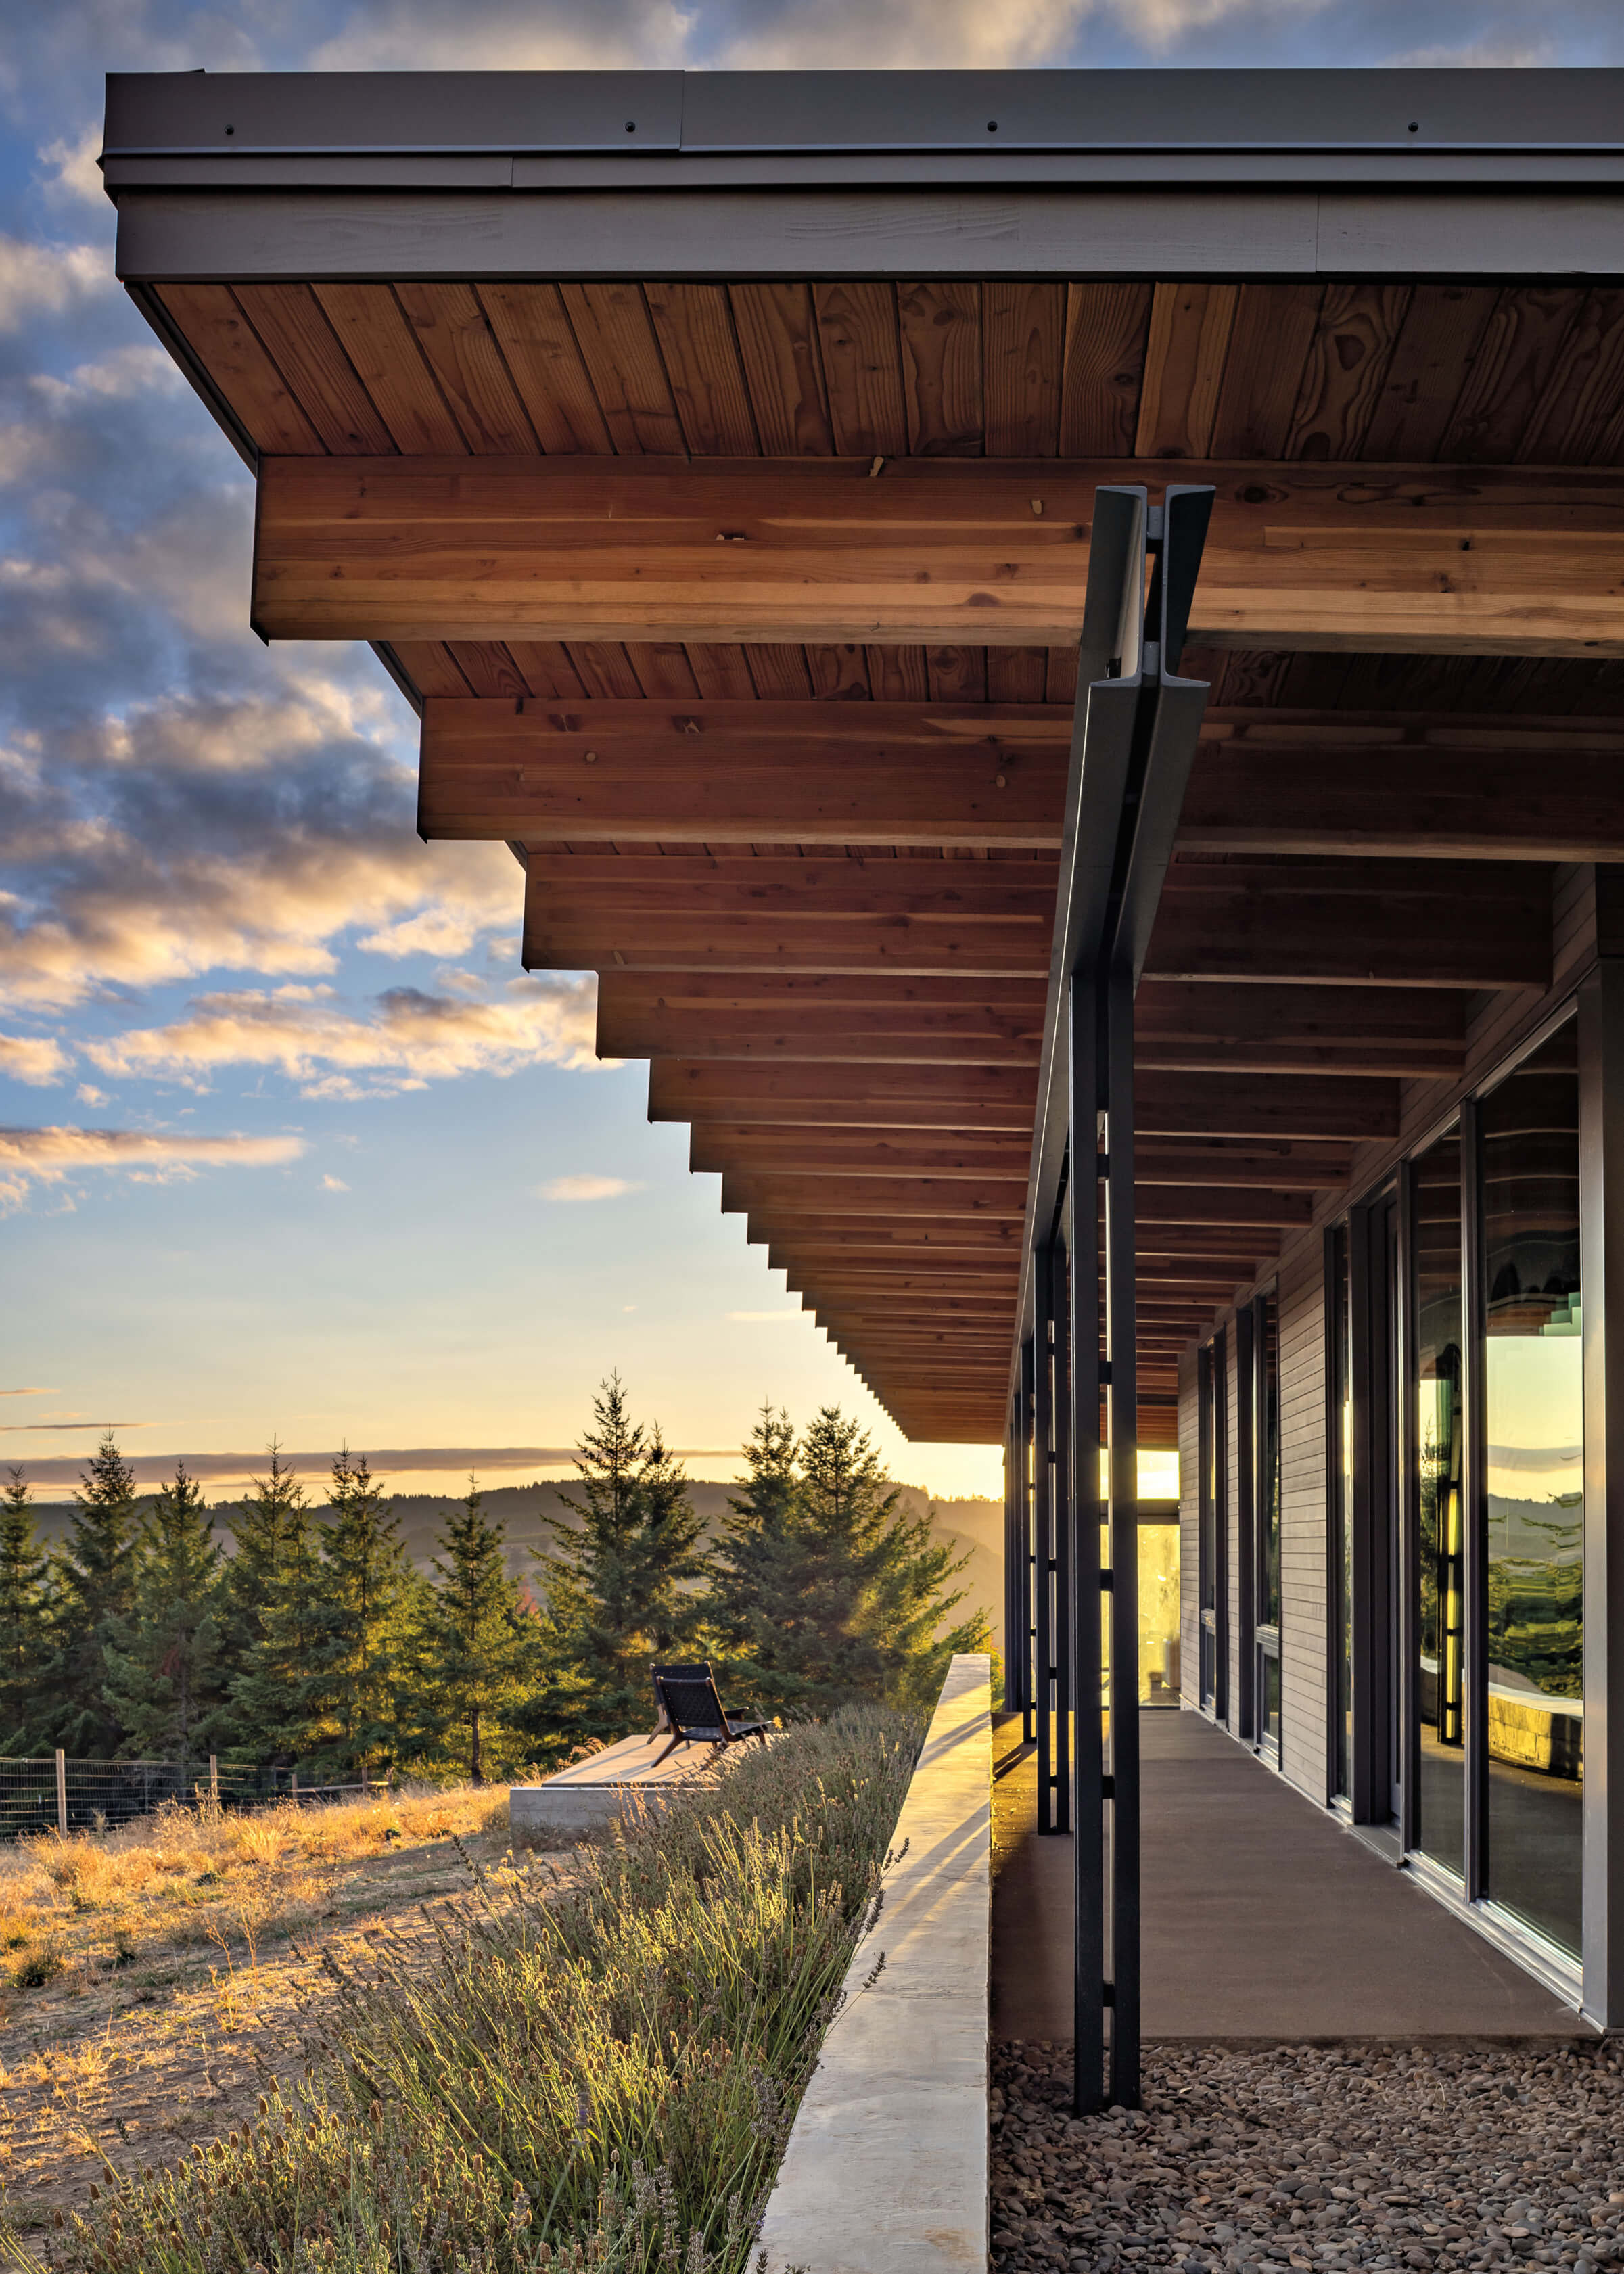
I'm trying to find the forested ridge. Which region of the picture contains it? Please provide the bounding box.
[0,1380,991,1782]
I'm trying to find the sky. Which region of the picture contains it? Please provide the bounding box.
[2,0,1615,1510]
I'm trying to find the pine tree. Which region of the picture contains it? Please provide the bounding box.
[43,1432,142,1754]
[102,1462,227,1764]
[218,1443,309,1719]
[715,1406,990,1721]
[229,1474,327,1771]
[302,1450,414,1781]
[706,1404,804,1715]
[797,1406,989,1709]
[532,1376,705,1750]
[412,1477,534,1782]
[864,1495,992,1714]
[0,1471,50,1748]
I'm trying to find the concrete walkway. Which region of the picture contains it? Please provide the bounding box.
[992,1707,1584,2041]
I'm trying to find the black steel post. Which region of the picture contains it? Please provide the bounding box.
[1021,1336,1039,1745]
[1050,1230,1073,1835]
[1035,1247,1057,1828]
[1004,478,1213,2122]
[1069,973,1105,2108]
[1104,964,1140,2107]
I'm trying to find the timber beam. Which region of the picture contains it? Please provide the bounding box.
[721,1173,1026,1219]
[528,854,1056,977]
[1148,860,1551,990]
[1136,1071,1397,1142]
[1135,980,1467,1078]
[690,1127,1033,1179]
[648,1059,1039,1130]
[1183,715,1624,862]
[421,699,1069,847]
[599,970,1046,1063]
[254,457,1624,657]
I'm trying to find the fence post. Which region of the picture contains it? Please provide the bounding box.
[54,1750,67,1840]
[291,1769,298,1801]
[208,1755,218,1804]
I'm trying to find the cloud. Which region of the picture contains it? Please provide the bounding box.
[0,1031,68,1084]
[0,1388,57,1397]
[36,124,102,208]
[0,1124,304,1212]
[1387,35,1552,61]
[0,236,109,331]
[83,975,599,1097]
[0,687,528,1015]
[319,1173,350,1192]
[308,0,694,70]
[540,1174,643,1202]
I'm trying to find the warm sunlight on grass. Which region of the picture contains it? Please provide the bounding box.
[0,1784,508,1989]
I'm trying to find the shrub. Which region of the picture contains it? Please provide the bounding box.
[7,1706,919,2274]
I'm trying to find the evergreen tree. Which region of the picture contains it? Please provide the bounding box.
[533,1376,705,1750]
[219,1443,309,1714]
[411,1477,534,1782]
[43,1432,142,1754]
[301,1450,414,1780]
[797,1406,989,1710]
[0,1470,50,1748]
[229,1468,327,1770]
[102,1462,227,1763]
[706,1403,804,1711]
[713,1406,990,1721]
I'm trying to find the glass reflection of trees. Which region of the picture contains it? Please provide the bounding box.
[1481,1019,1582,1956]
[1414,1126,1465,1880]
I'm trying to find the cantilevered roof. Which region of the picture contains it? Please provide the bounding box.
[103,67,1624,1443]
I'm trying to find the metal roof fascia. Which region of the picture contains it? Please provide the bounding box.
[101,66,1624,162]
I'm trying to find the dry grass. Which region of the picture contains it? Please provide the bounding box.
[0,1784,517,2229]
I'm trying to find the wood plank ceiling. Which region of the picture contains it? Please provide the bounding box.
[144,273,1624,1443]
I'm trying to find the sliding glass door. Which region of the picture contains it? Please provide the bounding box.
[1480,1021,1583,1957]
[1253,1293,1282,1760]
[1392,1019,1583,1966]
[1199,1334,1226,1719]
[1413,1123,1466,1881]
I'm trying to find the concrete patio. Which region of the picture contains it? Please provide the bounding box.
[992,1709,1585,2043]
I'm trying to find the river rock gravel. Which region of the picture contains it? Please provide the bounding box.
[990,2038,1624,2273]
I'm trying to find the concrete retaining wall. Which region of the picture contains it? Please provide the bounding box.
[757,1652,992,2274]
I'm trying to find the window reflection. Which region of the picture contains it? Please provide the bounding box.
[1258,1294,1282,1753]
[1414,1128,1465,1880]
[1330,1228,1352,1800]
[1481,1019,1583,1956]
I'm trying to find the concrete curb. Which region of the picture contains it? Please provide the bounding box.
[758,1652,992,2274]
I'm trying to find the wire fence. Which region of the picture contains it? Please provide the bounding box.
[0,1755,394,1841]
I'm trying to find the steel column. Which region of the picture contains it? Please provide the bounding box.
[1035,1249,1057,1828]
[1104,965,1141,2107]
[1006,479,1212,2116]
[1050,1230,1074,1835]
[1069,975,1105,2101]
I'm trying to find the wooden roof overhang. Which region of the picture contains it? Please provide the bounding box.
[102,66,1624,1445]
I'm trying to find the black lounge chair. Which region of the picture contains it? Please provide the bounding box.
[646,1662,769,1765]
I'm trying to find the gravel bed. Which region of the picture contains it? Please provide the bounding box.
[991,2038,1624,2272]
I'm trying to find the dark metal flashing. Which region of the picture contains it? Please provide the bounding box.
[103,70,1624,288]
[103,67,1624,168]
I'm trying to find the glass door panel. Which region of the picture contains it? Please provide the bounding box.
[1481,1020,1583,1957]
[1255,1292,1282,1757]
[1199,1335,1226,1716]
[1414,1126,1466,1880]
[1329,1228,1353,1799]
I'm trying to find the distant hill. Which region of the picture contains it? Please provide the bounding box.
[26,1481,1006,1653]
